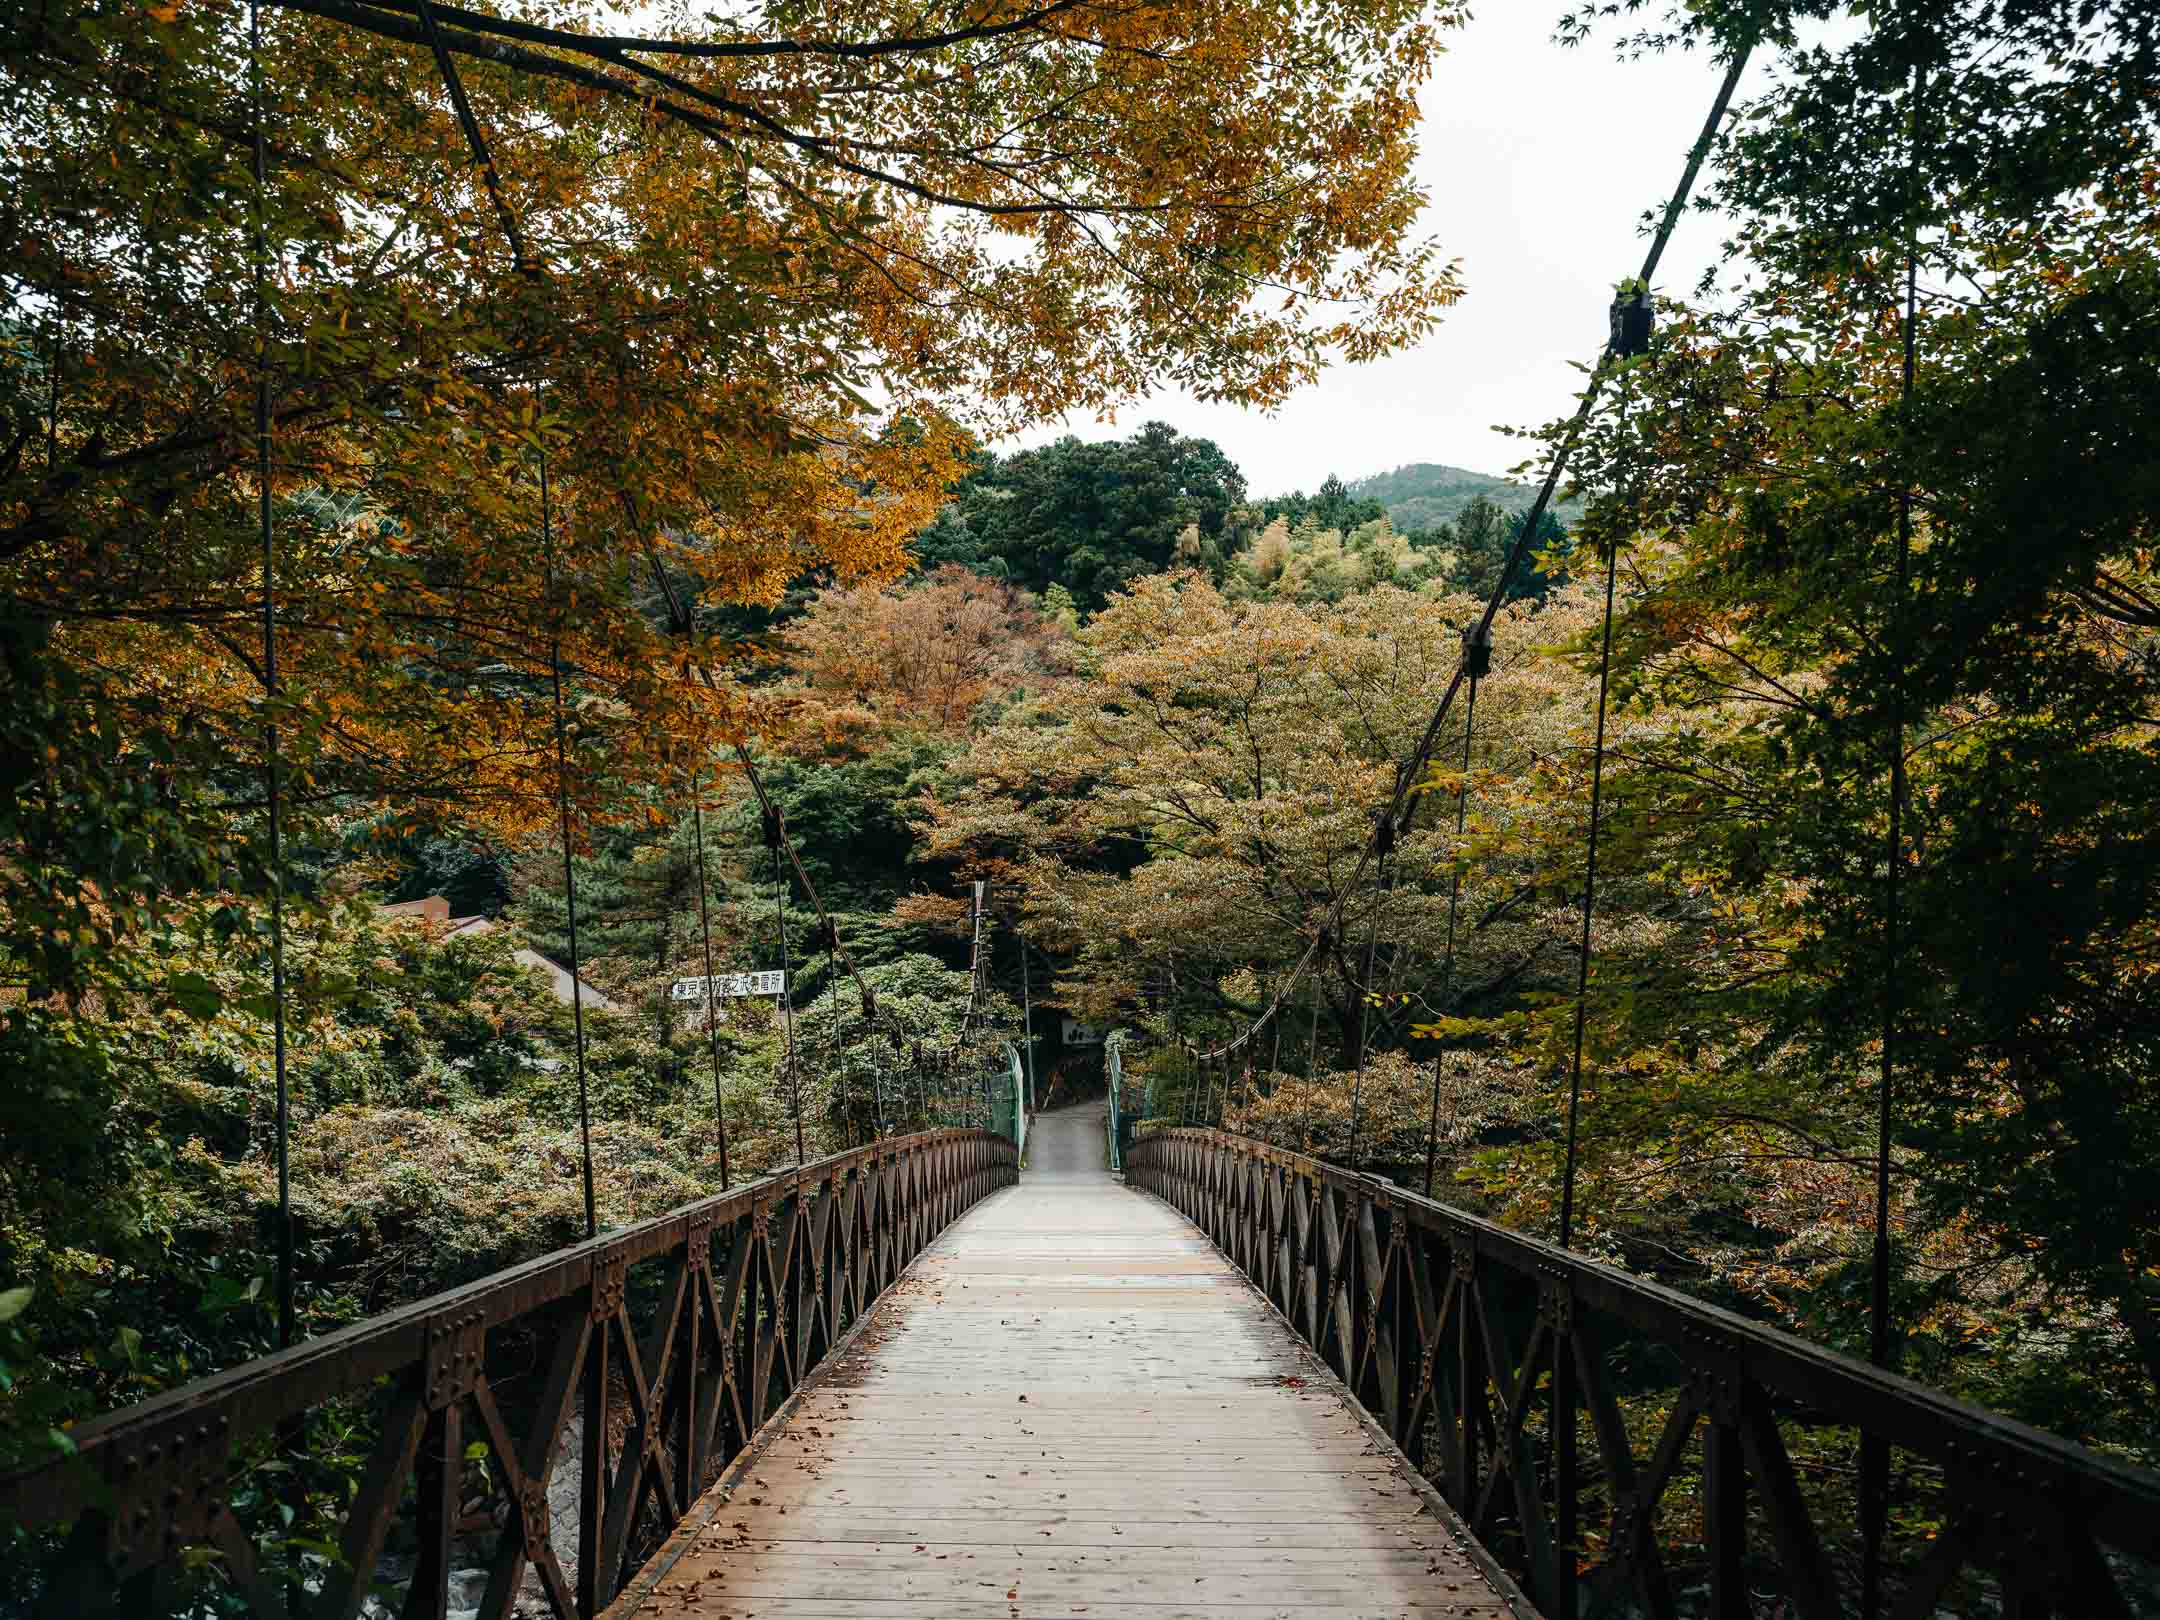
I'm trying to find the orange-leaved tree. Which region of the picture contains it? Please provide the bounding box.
[784,564,1069,749]
[1,0,1465,995]
[0,0,1465,1441]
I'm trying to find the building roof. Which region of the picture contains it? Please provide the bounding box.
[377,898,620,1014]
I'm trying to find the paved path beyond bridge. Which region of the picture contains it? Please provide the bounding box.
[624,1103,1517,1619]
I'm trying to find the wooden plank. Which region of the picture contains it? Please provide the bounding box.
[627,1604,1503,1618]
[619,1105,1518,1619]
[677,1520,1449,1549]
[679,1541,1460,1569]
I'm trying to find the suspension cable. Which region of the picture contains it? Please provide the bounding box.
[768,829,804,1165]
[545,440,597,1239]
[1185,42,1752,1069]
[1423,638,1484,1194]
[1183,50,1753,1105]
[823,915,848,1146]
[1865,52,1928,1620]
[1269,989,1282,1083]
[403,16,984,1181]
[623,520,902,1156]
[1556,526,1622,1253]
[1017,924,1036,1111]
[725,737,882,1019]
[1436,636,1486,1000]
[869,1030,888,1138]
[1345,829,1394,1169]
[690,777,731,1187]
[725,733,988,1148]
[964,880,986,1115]
[409,0,597,1231]
[249,0,294,1351]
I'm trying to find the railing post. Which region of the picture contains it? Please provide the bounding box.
[679,1221,706,1512]
[411,1400,459,1620]
[1390,1214,1420,1458]
[1550,1285,1578,1620]
[1705,1408,1748,1620]
[579,1265,612,1617]
[1455,1244,1480,1513]
[1266,1159,1287,1312]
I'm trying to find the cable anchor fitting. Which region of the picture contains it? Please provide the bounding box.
[1463,621,1494,679]
[1610,281,1655,359]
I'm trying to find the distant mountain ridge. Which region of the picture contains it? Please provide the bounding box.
[1347,463,1584,534]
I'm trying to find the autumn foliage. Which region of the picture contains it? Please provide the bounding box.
[784,565,1067,749]
[2,0,1462,900]
[0,0,1467,1484]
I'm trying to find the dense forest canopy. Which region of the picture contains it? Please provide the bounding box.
[3,0,2160,1599]
[912,425,1252,610]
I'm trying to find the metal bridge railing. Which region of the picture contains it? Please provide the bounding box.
[1105,1032,1124,1171]
[2,1130,1017,1618]
[1127,1127,2160,1620]
[1000,1041,1028,1161]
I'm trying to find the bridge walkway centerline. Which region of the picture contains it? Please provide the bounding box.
[618,1101,1521,1619]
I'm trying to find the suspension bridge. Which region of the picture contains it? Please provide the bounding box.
[9,2,2160,1613]
[6,1100,2154,1618]
[610,1105,1517,1620]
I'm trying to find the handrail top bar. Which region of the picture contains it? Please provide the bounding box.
[1136,1128,2160,1525]
[0,1129,1008,1529]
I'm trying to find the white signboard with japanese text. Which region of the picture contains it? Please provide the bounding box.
[670,970,787,1002]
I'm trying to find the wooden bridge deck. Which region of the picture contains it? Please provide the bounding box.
[619,1105,1518,1620]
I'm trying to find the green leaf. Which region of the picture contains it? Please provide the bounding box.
[0,1286,32,1324]
[168,970,223,1022]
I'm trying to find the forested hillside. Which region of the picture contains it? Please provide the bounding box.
[1349,461,1587,532]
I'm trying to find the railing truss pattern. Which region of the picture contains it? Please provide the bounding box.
[1126,1128,2160,1620]
[2,1130,1016,1619]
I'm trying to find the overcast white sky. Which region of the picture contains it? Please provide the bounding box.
[1005,6,1779,497]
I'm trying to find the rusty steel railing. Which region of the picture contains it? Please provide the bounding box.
[1127,1127,2160,1619]
[2,1129,1016,1619]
